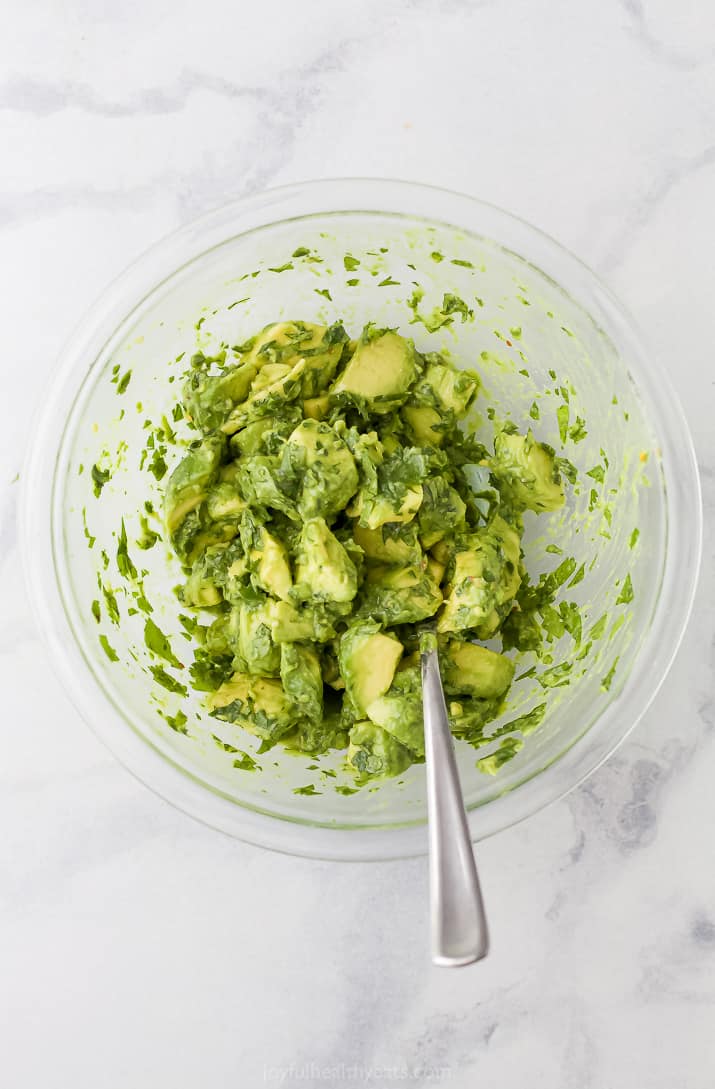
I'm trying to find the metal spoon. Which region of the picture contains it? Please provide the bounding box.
[421,638,489,966]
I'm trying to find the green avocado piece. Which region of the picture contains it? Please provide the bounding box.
[347,720,413,780]
[491,429,565,513]
[438,515,522,637]
[210,672,299,741]
[352,521,423,567]
[221,358,307,435]
[338,619,403,715]
[267,600,346,644]
[243,522,292,601]
[205,482,246,523]
[364,666,424,755]
[283,419,359,522]
[441,639,515,698]
[293,518,358,604]
[231,601,281,677]
[401,403,444,446]
[417,477,467,548]
[183,363,257,430]
[358,564,443,626]
[238,321,347,398]
[333,328,417,411]
[280,643,324,722]
[164,433,226,536]
[446,696,504,741]
[421,362,479,417]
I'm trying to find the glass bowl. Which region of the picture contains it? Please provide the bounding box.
[21,179,701,860]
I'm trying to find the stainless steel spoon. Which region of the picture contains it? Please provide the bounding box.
[421,639,489,966]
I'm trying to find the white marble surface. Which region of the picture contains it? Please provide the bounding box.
[2,2,715,1085]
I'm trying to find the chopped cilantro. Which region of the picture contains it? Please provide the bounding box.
[116,519,137,580]
[601,658,620,691]
[233,752,260,772]
[99,634,119,662]
[162,709,188,734]
[116,370,132,395]
[616,574,634,605]
[149,665,187,697]
[144,618,182,668]
[568,417,587,443]
[91,463,111,498]
[557,404,569,444]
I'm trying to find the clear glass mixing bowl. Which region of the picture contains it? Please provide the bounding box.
[21,179,701,860]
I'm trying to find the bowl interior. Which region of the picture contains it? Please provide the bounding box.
[53,206,666,838]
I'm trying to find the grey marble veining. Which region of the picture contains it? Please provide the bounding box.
[2,1,715,1086]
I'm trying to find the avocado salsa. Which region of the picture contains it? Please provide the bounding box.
[162,320,567,781]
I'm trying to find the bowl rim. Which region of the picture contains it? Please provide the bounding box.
[20,177,703,860]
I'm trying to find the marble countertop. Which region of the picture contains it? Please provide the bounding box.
[2,2,714,1085]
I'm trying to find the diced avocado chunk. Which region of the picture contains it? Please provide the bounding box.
[345,430,427,529]
[365,666,424,755]
[338,620,403,715]
[210,673,299,741]
[491,429,565,513]
[359,565,443,626]
[352,522,423,567]
[303,395,330,420]
[348,720,413,780]
[438,515,522,636]
[333,328,417,411]
[402,404,444,446]
[293,518,358,604]
[283,419,359,522]
[267,600,344,644]
[291,322,347,397]
[182,560,222,607]
[181,541,242,606]
[229,417,274,456]
[171,506,238,568]
[250,362,293,393]
[280,644,324,722]
[417,478,467,548]
[221,359,306,435]
[350,484,423,529]
[441,640,515,698]
[244,524,292,601]
[183,363,257,430]
[290,713,349,756]
[447,696,503,739]
[236,455,298,520]
[205,482,246,523]
[164,433,226,535]
[240,321,346,397]
[422,363,479,417]
[238,321,309,367]
[426,556,445,584]
[232,601,281,677]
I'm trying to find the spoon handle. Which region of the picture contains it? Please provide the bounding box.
[421,647,489,966]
